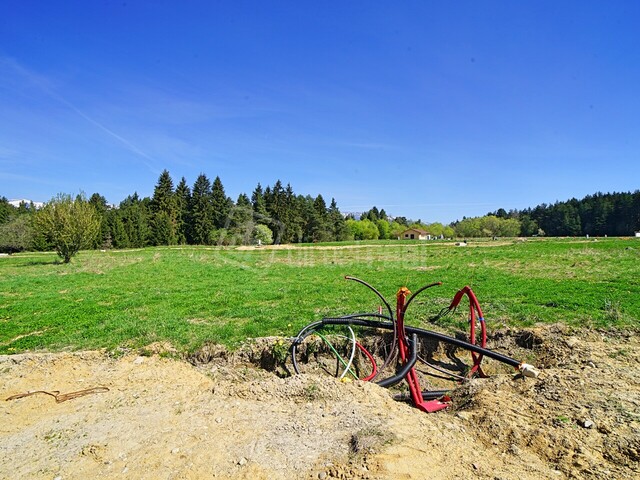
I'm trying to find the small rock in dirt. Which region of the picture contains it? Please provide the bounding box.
[565,337,579,348]
[472,463,479,470]
[581,419,594,429]
[318,472,327,479]
[585,361,596,368]
[508,444,522,455]
[133,356,145,365]
[238,457,248,466]
[215,417,222,423]
[171,448,180,454]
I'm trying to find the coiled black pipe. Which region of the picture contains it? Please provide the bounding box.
[376,333,419,388]
[292,317,521,369]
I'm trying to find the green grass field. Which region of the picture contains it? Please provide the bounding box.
[1,238,638,355]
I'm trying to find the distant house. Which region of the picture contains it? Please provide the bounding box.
[401,228,431,240]
[635,231,640,238]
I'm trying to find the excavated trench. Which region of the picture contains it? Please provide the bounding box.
[186,324,640,479]
[3,325,638,479]
[188,325,535,382]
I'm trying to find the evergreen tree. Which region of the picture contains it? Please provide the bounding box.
[300,195,316,242]
[211,176,231,230]
[119,193,151,248]
[361,206,380,222]
[190,174,214,244]
[310,194,331,242]
[264,181,288,243]
[511,190,640,237]
[0,196,14,225]
[266,181,284,220]
[328,198,348,241]
[631,191,640,232]
[593,195,612,236]
[151,170,177,245]
[151,170,176,214]
[519,214,539,237]
[89,193,110,248]
[17,201,30,215]
[108,210,129,248]
[611,192,634,236]
[394,216,409,226]
[175,177,191,244]
[153,211,174,245]
[561,204,581,236]
[495,208,508,219]
[251,183,269,225]
[281,183,304,243]
[230,193,254,244]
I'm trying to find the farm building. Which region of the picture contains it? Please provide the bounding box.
[636,231,640,238]
[400,228,431,240]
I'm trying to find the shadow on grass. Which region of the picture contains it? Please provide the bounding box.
[15,259,63,267]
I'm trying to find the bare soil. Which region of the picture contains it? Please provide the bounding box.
[1,325,639,480]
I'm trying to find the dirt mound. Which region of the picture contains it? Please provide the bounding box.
[1,326,639,479]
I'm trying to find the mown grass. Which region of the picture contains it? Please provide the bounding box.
[1,238,638,354]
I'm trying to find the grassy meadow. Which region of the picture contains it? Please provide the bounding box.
[1,238,639,355]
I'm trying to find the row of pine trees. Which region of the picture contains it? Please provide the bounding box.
[88,170,350,248]
[487,191,640,237]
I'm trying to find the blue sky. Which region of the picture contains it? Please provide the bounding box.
[1,1,639,223]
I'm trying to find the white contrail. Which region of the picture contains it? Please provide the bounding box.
[2,57,159,174]
[55,95,158,173]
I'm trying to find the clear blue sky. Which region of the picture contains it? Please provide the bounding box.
[1,1,639,223]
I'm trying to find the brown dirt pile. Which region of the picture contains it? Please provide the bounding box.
[1,326,638,479]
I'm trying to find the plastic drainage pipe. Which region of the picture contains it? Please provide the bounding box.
[307,317,522,369]
[376,333,419,388]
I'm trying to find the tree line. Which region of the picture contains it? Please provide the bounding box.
[486,191,640,237]
[0,171,354,257]
[1,173,639,262]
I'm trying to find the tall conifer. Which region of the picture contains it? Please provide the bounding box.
[190,174,213,244]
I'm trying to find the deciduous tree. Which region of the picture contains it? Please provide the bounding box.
[34,193,100,263]
[0,215,34,253]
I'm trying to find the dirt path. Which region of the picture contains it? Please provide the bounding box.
[1,326,639,479]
